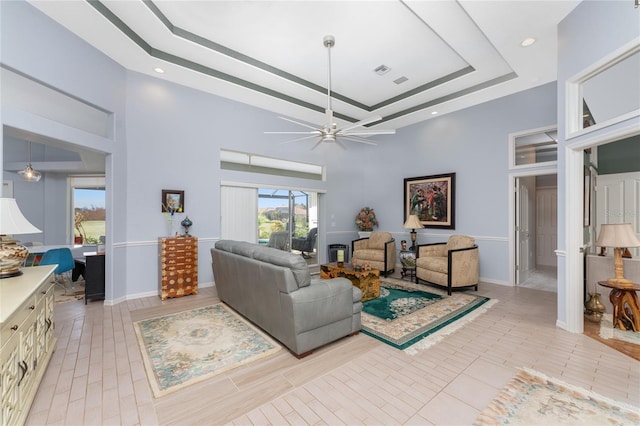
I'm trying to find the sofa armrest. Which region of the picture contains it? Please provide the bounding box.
[448,246,479,286]
[384,239,396,271]
[286,277,357,333]
[417,242,446,259]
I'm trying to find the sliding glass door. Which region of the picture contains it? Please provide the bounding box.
[258,188,318,264]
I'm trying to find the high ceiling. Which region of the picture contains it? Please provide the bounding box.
[30,0,580,132]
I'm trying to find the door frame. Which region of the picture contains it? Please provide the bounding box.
[563,125,640,332]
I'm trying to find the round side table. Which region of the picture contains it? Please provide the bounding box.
[598,281,640,332]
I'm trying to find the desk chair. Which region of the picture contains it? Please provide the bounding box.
[39,248,76,294]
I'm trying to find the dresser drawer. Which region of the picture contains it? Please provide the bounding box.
[0,294,36,350]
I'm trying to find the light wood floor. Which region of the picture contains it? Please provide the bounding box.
[27,274,640,425]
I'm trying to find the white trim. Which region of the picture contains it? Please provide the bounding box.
[507,126,558,287]
[566,37,640,139]
[564,146,585,333]
[508,124,558,170]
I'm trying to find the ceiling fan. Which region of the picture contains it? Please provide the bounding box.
[265,35,395,149]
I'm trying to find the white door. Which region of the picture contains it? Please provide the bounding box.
[596,172,640,257]
[516,177,535,284]
[536,187,558,267]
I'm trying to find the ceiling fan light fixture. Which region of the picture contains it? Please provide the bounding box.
[265,35,395,149]
[18,142,42,182]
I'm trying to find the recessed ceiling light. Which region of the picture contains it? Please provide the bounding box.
[520,37,536,47]
[154,67,165,74]
[431,111,438,115]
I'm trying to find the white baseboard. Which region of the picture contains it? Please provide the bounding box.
[104,281,215,305]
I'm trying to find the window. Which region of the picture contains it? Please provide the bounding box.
[509,127,558,169]
[71,177,105,245]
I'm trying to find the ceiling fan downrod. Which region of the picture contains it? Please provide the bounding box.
[323,35,335,118]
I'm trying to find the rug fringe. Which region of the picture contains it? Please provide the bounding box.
[404,299,499,355]
[518,367,640,414]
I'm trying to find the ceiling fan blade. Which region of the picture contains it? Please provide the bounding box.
[342,129,396,136]
[265,131,318,135]
[310,138,325,150]
[279,134,323,145]
[339,115,383,132]
[339,135,378,146]
[277,116,321,131]
[334,138,347,150]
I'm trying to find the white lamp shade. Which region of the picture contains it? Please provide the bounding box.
[596,223,640,248]
[403,215,423,230]
[0,198,41,235]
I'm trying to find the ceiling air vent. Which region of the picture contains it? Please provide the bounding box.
[394,76,408,85]
[374,65,391,75]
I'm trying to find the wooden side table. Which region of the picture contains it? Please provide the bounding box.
[598,281,640,332]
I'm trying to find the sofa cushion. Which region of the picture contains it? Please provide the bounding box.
[252,247,311,288]
[445,235,475,252]
[231,241,259,258]
[368,231,391,250]
[352,249,385,262]
[417,256,448,274]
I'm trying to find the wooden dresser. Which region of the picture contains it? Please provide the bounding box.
[0,265,57,425]
[159,236,198,300]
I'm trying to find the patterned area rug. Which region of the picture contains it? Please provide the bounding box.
[54,280,85,304]
[475,368,640,425]
[134,304,281,397]
[361,278,495,353]
[599,313,640,345]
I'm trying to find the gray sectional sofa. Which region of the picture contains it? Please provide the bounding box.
[211,240,362,357]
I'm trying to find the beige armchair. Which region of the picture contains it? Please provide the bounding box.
[415,235,479,295]
[351,231,396,276]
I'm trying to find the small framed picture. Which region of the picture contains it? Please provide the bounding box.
[161,190,184,213]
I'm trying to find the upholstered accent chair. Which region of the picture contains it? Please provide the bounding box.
[415,235,479,295]
[351,231,396,277]
[292,227,317,258]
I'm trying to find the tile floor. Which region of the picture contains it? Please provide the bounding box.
[26,275,639,425]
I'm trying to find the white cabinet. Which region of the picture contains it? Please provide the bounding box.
[0,266,56,426]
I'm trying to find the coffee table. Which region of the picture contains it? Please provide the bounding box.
[320,263,380,302]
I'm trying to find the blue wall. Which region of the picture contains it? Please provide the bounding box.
[3,0,558,300]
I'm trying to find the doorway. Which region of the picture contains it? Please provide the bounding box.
[508,125,558,290]
[514,173,558,291]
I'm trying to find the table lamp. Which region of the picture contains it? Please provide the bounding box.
[595,223,640,288]
[0,198,42,278]
[403,215,423,250]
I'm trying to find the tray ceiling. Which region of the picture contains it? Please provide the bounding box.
[29,0,580,131]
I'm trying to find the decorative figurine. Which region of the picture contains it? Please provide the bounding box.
[181,216,193,236]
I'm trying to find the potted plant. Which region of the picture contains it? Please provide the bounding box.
[74,211,86,244]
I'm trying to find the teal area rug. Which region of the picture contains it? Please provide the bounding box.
[134,304,281,397]
[475,368,640,425]
[361,278,495,352]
